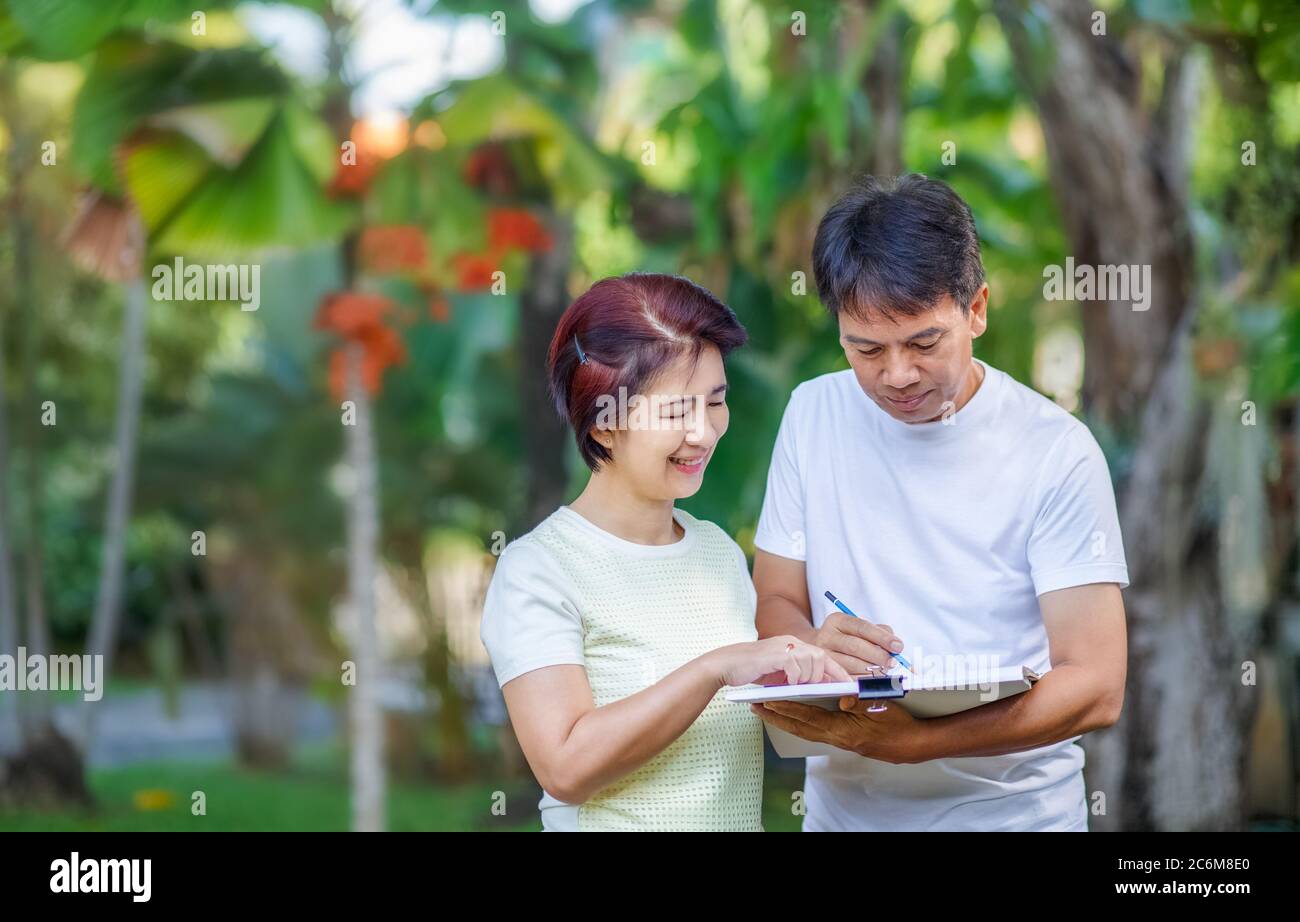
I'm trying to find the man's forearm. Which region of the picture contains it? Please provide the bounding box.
[755,594,818,643]
[913,664,1122,761]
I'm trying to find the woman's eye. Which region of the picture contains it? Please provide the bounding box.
[708,400,725,408]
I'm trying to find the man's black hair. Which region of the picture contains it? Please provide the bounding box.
[812,173,985,320]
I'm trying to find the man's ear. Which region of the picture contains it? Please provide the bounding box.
[967,284,990,339]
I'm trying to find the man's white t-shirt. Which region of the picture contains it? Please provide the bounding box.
[753,359,1129,831]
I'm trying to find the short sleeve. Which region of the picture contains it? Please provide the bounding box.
[753,388,807,561]
[1027,425,1130,596]
[479,538,586,687]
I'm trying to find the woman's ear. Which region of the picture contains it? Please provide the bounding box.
[589,427,614,451]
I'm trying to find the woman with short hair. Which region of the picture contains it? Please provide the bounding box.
[480,273,847,831]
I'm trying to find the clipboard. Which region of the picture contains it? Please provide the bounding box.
[726,665,1042,758]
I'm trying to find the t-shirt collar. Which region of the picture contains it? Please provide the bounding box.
[554,505,697,557]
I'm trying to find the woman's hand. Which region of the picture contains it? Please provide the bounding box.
[710,636,854,688]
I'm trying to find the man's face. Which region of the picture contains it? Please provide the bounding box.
[838,287,988,423]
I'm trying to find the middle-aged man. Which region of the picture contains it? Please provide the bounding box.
[751,173,1129,831]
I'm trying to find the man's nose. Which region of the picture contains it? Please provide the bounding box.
[880,351,920,390]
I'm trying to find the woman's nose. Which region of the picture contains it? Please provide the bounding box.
[684,401,715,445]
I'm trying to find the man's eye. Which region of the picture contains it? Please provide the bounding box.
[856,349,881,358]
[914,341,939,352]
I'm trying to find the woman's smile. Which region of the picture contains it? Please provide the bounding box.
[668,449,709,475]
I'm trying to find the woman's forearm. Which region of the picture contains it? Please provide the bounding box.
[543,649,731,804]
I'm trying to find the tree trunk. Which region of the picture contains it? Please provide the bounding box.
[0,63,28,756]
[861,0,906,179]
[0,286,21,759]
[321,1,387,833]
[15,180,53,730]
[0,205,89,806]
[80,272,148,751]
[994,0,1265,829]
[994,0,1196,429]
[517,210,574,531]
[344,343,385,832]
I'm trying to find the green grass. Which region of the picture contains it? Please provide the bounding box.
[10,752,1287,831]
[0,747,808,831]
[0,745,539,832]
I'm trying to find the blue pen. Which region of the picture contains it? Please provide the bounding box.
[824,590,913,672]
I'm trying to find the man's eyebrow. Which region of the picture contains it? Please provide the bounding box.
[842,327,946,347]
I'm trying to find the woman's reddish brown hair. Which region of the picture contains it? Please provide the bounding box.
[547,273,748,471]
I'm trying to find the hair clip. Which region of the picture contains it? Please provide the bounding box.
[574,334,590,365]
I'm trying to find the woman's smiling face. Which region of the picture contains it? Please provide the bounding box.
[596,344,730,501]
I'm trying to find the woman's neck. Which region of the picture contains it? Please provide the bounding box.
[568,473,682,546]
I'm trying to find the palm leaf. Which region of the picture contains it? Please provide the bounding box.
[137,110,356,256]
[5,0,130,59]
[146,97,278,166]
[118,129,214,232]
[71,37,288,190]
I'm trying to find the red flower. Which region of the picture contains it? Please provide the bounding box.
[327,154,380,198]
[358,323,407,383]
[326,328,407,399]
[327,347,350,399]
[315,292,392,338]
[317,291,407,399]
[487,208,552,253]
[359,225,429,274]
[451,251,501,291]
